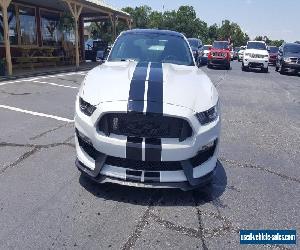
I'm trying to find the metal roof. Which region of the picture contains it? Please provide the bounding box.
[82,0,130,17]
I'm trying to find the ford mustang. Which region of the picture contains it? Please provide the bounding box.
[75,29,221,190]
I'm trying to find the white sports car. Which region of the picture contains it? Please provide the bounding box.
[75,29,221,190]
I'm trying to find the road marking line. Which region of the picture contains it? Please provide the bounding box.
[33,80,78,89]
[0,71,88,86]
[0,104,74,123]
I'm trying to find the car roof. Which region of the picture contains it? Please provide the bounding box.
[248,41,266,43]
[121,29,184,38]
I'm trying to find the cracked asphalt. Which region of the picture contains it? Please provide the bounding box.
[0,62,299,249]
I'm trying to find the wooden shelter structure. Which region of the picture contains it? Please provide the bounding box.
[0,0,131,75]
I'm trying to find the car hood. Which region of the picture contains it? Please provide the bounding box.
[80,61,218,112]
[244,49,269,55]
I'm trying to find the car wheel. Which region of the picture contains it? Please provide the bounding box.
[279,64,285,74]
[207,63,212,69]
[226,63,230,70]
[262,67,268,73]
[241,63,247,71]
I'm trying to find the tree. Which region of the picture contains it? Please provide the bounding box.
[122,6,152,29]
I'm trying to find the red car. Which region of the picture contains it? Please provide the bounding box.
[208,41,231,70]
[268,46,278,65]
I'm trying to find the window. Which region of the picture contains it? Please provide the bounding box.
[41,10,61,46]
[108,32,194,66]
[247,42,267,50]
[0,5,18,45]
[19,6,37,45]
[212,41,229,49]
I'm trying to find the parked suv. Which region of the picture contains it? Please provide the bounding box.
[238,46,246,61]
[275,43,300,74]
[208,41,231,70]
[242,41,269,72]
[268,46,279,65]
[187,38,203,65]
[85,39,109,62]
[198,44,212,65]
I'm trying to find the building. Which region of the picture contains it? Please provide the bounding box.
[0,0,131,75]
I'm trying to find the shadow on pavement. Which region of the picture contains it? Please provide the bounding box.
[79,160,227,206]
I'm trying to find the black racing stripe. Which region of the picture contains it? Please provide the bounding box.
[128,62,148,113]
[146,62,163,114]
[145,138,162,162]
[144,171,160,183]
[126,169,142,182]
[126,136,143,160]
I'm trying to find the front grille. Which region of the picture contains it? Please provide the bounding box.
[290,57,297,63]
[297,58,300,64]
[105,156,182,171]
[98,113,192,141]
[212,52,226,57]
[250,54,264,59]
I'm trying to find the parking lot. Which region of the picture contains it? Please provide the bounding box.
[0,61,299,249]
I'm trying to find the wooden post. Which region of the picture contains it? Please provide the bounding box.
[110,14,117,41]
[1,0,13,76]
[64,0,83,69]
[126,18,132,30]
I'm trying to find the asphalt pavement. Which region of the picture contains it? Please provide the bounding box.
[0,62,299,249]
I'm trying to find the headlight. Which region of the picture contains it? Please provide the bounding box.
[79,97,96,116]
[264,54,269,58]
[195,101,219,125]
[284,57,291,63]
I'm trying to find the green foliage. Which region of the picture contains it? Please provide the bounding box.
[255,35,284,47]
[58,13,74,32]
[88,5,283,46]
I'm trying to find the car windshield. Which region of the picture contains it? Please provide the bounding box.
[284,44,300,53]
[188,39,199,48]
[108,32,194,66]
[212,41,229,49]
[247,42,267,50]
[268,47,278,53]
[203,45,211,50]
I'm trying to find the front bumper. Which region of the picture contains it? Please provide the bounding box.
[75,100,220,190]
[243,57,268,68]
[76,159,216,191]
[208,58,229,67]
[282,62,300,71]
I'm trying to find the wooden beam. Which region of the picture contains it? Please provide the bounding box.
[2,0,13,75]
[64,0,83,69]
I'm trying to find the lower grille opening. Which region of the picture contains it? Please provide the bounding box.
[76,129,97,160]
[105,157,182,171]
[190,140,217,167]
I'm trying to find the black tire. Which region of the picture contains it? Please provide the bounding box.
[241,63,247,72]
[207,63,212,69]
[262,67,268,73]
[226,63,230,70]
[279,64,285,74]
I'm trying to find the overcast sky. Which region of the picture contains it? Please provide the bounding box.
[108,0,299,42]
